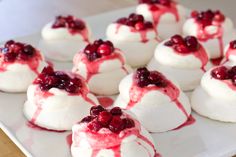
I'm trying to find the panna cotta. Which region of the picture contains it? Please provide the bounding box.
[114,67,191,132]
[72,39,132,96]
[183,9,236,60]
[71,105,160,157]
[136,0,187,40]
[23,66,98,131]
[148,34,211,91]
[106,13,158,67]
[191,65,236,122]
[0,40,46,92]
[39,15,92,61]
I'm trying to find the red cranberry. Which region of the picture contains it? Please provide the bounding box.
[117,17,128,25]
[144,22,153,29]
[41,66,53,75]
[87,52,101,61]
[191,11,199,18]
[214,13,225,22]
[90,105,105,116]
[123,118,135,129]
[229,40,236,49]
[97,44,113,56]
[149,71,167,87]
[4,40,15,48]
[110,107,122,116]
[171,35,184,45]
[135,22,145,30]
[98,111,112,126]
[185,36,199,51]
[84,44,97,54]
[65,84,79,93]
[4,53,17,62]
[211,66,229,80]
[80,116,94,123]
[174,44,189,53]
[23,45,35,56]
[109,116,125,133]
[87,120,103,132]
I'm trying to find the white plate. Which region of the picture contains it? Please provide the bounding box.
[1,6,236,157]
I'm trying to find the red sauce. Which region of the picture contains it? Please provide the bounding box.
[173,115,196,130]
[98,97,114,108]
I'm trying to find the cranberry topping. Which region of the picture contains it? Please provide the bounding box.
[83,39,115,61]
[211,66,236,85]
[52,15,85,31]
[34,66,83,93]
[164,35,200,53]
[0,40,36,62]
[229,40,236,49]
[116,13,154,30]
[80,106,135,133]
[135,67,167,88]
[138,0,171,6]
[191,10,225,27]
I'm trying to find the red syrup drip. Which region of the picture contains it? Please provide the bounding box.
[127,77,188,118]
[66,133,73,147]
[98,97,114,108]
[223,79,236,91]
[0,51,43,74]
[72,119,160,157]
[69,27,90,43]
[211,57,224,66]
[27,121,66,133]
[195,20,224,58]
[115,24,149,43]
[174,45,208,72]
[148,2,179,36]
[74,51,127,82]
[173,115,196,131]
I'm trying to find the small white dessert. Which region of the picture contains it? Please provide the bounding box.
[72,39,132,96]
[23,66,98,131]
[136,0,187,40]
[222,40,236,66]
[191,65,236,122]
[0,40,46,92]
[148,35,211,91]
[106,13,158,67]
[183,10,236,59]
[114,67,191,132]
[39,15,92,61]
[71,105,160,157]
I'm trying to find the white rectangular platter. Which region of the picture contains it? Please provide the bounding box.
[1,6,236,157]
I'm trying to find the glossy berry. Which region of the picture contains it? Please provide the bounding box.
[165,35,200,53]
[109,116,125,133]
[84,106,135,133]
[52,15,85,31]
[97,44,113,56]
[135,67,168,88]
[84,39,114,61]
[116,13,153,30]
[90,105,105,116]
[110,107,122,116]
[1,40,36,62]
[34,66,83,93]
[98,111,112,126]
[191,9,225,27]
[211,66,229,80]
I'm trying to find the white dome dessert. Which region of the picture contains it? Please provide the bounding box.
[72,39,132,96]
[106,13,158,67]
[114,67,191,132]
[0,40,46,92]
[148,35,211,91]
[136,0,187,40]
[183,10,236,60]
[191,65,236,122]
[71,105,160,157]
[39,15,92,61]
[23,66,98,131]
